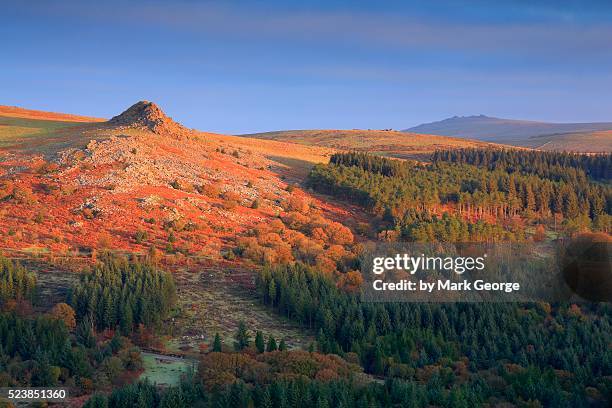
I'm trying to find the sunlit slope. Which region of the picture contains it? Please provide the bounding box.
[0,105,333,171]
[0,105,105,122]
[0,106,105,152]
[514,130,612,153]
[239,129,503,159]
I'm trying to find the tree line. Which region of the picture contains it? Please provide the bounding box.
[0,255,37,306]
[307,151,611,239]
[68,254,177,333]
[0,254,146,392]
[83,376,497,408]
[432,148,611,182]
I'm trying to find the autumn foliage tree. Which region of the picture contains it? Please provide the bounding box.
[49,302,76,330]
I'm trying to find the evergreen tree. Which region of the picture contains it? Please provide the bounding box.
[213,333,223,352]
[255,330,265,353]
[234,321,250,351]
[267,336,278,352]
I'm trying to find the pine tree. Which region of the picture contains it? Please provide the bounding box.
[279,339,287,351]
[213,333,223,352]
[255,330,265,353]
[267,336,278,352]
[268,279,277,307]
[234,321,250,351]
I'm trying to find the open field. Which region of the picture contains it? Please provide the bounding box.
[512,130,612,153]
[140,353,195,387]
[239,129,505,160]
[168,262,315,354]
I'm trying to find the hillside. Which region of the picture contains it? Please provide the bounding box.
[517,130,612,153]
[0,102,344,254]
[404,115,612,152]
[0,101,362,349]
[238,129,500,160]
[0,105,106,152]
[0,105,105,122]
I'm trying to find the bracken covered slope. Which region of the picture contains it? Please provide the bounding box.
[0,102,353,262]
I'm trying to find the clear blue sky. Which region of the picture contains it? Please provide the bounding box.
[2,0,611,134]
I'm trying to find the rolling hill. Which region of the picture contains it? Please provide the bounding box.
[0,102,347,258]
[515,130,612,153]
[0,101,356,351]
[238,129,500,160]
[404,115,612,152]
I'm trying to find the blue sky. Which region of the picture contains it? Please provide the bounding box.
[2,0,611,134]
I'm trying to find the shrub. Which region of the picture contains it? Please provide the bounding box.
[170,179,194,192]
[34,210,46,224]
[284,196,310,213]
[200,183,221,198]
[135,230,148,244]
[356,222,371,236]
[11,185,37,205]
[533,224,546,242]
[325,222,354,245]
[222,191,241,209]
[36,161,60,174]
[222,199,238,210]
[222,191,241,202]
[97,232,113,249]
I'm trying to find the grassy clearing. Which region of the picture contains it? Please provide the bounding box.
[139,354,194,387]
[168,266,315,354]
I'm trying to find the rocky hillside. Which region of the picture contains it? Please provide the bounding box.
[0,102,355,269]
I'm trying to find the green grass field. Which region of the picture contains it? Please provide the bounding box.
[139,354,194,387]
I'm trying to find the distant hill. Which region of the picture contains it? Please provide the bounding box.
[0,105,104,122]
[238,129,502,161]
[404,115,612,152]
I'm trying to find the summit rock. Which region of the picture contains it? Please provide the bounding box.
[108,101,189,135]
